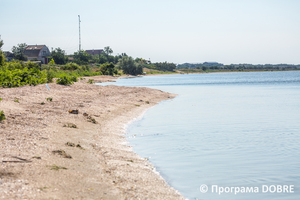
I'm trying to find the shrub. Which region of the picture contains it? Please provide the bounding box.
[0,111,5,121]
[26,61,40,69]
[99,62,115,75]
[87,79,94,84]
[61,63,80,70]
[49,58,55,65]
[70,76,78,82]
[0,63,47,87]
[46,69,55,83]
[56,76,74,85]
[46,97,53,101]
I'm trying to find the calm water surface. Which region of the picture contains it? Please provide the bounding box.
[99,71,300,200]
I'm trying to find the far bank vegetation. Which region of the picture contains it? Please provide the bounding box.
[0,40,177,88]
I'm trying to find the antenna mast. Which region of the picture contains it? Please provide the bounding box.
[78,15,81,51]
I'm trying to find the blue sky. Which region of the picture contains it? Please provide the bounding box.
[1,0,300,64]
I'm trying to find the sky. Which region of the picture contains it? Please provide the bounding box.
[1,0,300,65]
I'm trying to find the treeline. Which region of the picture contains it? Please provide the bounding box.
[0,40,177,88]
[177,62,223,69]
[136,60,176,72]
[177,63,300,71]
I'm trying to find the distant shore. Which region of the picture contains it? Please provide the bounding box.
[0,76,184,199]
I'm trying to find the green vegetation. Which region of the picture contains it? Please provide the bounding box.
[48,58,55,65]
[51,47,68,64]
[46,97,53,102]
[0,39,178,88]
[98,62,117,75]
[3,39,298,89]
[87,79,94,84]
[104,46,113,60]
[73,50,91,65]
[0,40,5,67]
[177,63,300,72]
[56,76,75,85]
[47,164,67,171]
[149,62,176,71]
[0,41,48,87]
[118,56,143,75]
[12,43,28,61]
[0,111,5,121]
[0,61,47,87]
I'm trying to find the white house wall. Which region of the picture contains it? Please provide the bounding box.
[37,46,51,63]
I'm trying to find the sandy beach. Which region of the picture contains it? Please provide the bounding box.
[0,76,184,199]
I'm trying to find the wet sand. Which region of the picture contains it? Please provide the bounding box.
[0,76,184,199]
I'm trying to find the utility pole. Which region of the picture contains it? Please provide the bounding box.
[78,15,81,51]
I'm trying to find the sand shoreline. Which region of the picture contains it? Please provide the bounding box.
[0,76,184,199]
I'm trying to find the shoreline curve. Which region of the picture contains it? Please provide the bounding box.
[0,75,184,199]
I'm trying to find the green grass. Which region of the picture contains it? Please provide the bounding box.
[47,164,67,171]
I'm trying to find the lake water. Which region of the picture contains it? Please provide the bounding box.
[99,71,300,200]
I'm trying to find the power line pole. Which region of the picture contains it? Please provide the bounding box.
[78,15,81,51]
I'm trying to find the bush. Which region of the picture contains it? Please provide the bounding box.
[61,63,80,70]
[0,63,47,87]
[87,79,94,84]
[49,58,55,65]
[70,76,78,82]
[46,69,56,83]
[99,62,116,75]
[56,76,74,85]
[26,61,40,69]
[118,56,143,75]
[0,111,5,121]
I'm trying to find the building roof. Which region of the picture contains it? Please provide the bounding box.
[86,49,103,55]
[24,45,47,58]
[3,51,14,57]
[25,45,45,50]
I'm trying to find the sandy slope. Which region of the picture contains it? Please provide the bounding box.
[0,76,184,199]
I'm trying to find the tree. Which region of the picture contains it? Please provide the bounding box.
[98,52,108,64]
[12,43,28,61]
[51,47,67,64]
[153,62,176,71]
[0,39,5,67]
[118,56,143,75]
[0,40,3,50]
[73,50,92,65]
[99,62,116,75]
[104,46,113,60]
